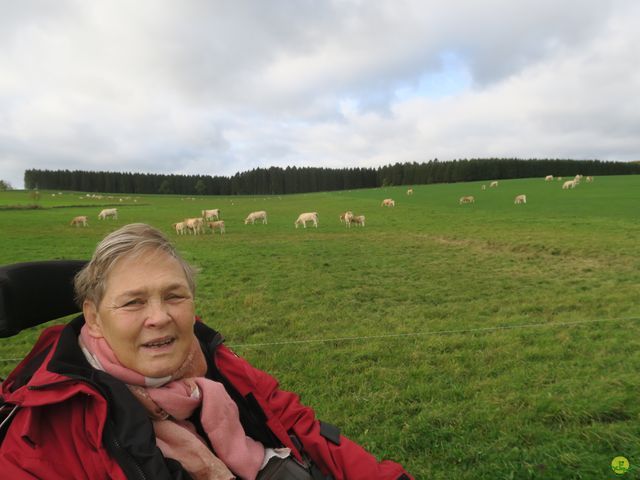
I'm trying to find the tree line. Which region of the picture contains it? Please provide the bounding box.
[23,158,640,195]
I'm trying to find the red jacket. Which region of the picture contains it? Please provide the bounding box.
[0,317,413,480]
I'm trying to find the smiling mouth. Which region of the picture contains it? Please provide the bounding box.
[142,337,176,348]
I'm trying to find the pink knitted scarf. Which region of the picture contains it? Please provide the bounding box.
[79,325,265,480]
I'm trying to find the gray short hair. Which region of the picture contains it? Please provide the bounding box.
[74,223,197,307]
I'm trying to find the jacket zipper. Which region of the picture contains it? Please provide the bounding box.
[0,404,19,432]
[27,378,81,390]
[106,421,148,480]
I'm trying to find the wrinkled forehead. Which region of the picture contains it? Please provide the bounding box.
[103,249,188,293]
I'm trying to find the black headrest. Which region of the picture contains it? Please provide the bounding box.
[0,260,88,338]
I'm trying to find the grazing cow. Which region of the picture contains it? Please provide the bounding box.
[344,211,356,228]
[514,194,527,204]
[70,216,88,227]
[459,195,475,205]
[202,209,220,221]
[586,176,594,182]
[545,175,553,181]
[245,210,268,224]
[340,211,353,225]
[98,208,118,220]
[562,180,576,190]
[295,212,319,228]
[184,217,204,235]
[381,198,395,207]
[350,215,365,227]
[207,220,225,234]
[173,222,186,235]
[406,188,414,195]
[489,181,499,188]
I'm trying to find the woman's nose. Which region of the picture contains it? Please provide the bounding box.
[144,299,172,327]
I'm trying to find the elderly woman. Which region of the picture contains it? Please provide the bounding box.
[0,224,412,480]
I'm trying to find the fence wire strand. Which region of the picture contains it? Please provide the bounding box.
[0,315,638,363]
[227,316,640,348]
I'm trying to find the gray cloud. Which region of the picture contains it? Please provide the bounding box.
[1,0,638,189]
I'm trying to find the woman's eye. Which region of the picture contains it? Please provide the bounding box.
[121,299,144,308]
[166,294,185,302]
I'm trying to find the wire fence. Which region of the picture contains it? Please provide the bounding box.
[4,315,637,363]
[227,315,640,348]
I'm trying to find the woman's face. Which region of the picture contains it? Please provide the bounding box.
[84,250,196,378]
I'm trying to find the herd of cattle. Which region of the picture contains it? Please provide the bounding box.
[69,204,373,233]
[169,208,367,235]
[458,174,594,206]
[68,174,594,232]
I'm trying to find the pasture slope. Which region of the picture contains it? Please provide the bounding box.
[1,175,639,479]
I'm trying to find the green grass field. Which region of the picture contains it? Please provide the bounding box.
[1,176,639,479]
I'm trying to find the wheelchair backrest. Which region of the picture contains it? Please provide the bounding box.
[0,260,87,338]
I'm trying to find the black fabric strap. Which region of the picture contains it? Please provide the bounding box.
[310,463,334,480]
[319,421,341,446]
[257,456,314,480]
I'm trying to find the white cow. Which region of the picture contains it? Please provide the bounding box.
[514,194,527,204]
[344,211,356,228]
[406,188,414,195]
[350,215,365,227]
[481,184,487,190]
[459,195,475,205]
[98,208,118,220]
[70,216,88,227]
[245,211,268,224]
[381,198,395,207]
[545,175,553,181]
[586,176,594,183]
[489,181,499,188]
[295,212,319,228]
[173,222,186,235]
[202,209,220,221]
[184,217,204,235]
[340,211,353,225]
[562,180,576,190]
[207,220,225,234]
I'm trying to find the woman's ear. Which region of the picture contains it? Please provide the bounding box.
[83,300,104,338]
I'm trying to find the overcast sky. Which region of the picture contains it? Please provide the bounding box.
[1,0,638,189]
